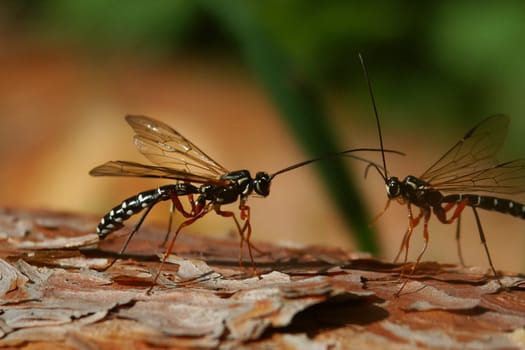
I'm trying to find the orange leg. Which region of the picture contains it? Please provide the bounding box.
[434,199,468,224]
[148,205,211,293]
[393,228,410,263]
[438,201,501,287]
[397,208,431,295]
[394,204,424,264]
[234,205,267,257]
[215,203,258,276]
[160,201,175,248]
[438,199,503,287]
[434,199,468,266]
[396,199,470,295]
[160,192,204,247]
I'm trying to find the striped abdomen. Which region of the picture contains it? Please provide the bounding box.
[97,183,198,239]
[442,194,525,219]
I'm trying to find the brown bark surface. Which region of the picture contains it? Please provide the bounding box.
[0,207,524,349]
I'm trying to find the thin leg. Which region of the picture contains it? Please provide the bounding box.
[102,203,156,271]
[440,199,466,267]
[396,209,431,296]
[161,192,204,247]
[214,205,257,275]
[455,215,466,266]
[170,192,199,218]
[393,228,411,263]
[394,204,424,264]
[434,199,468,224]
[434,200,468,267]
[238,211,267,257]
[412,209,431,270]
[160,191,206,247]
[160,201,175,247]
[148,206,210,293]
[239,205,256,275]
[470,206,503,288]
[401,206,424,274]
[214,208,245,268]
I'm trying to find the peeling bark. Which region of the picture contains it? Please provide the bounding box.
[0,207,524,349]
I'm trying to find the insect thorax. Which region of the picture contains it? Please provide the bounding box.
[196,170,250,205]
[386,175,442,207]
[401,175,443,207]
[220,169,253,194]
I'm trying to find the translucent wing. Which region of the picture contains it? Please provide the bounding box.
[89,160,227,184]
[428,158,525,194]
[421,114,509,187]
[125,115,229,177]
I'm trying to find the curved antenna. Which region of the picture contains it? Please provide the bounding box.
[270,148,404,180]
[358,53,388,183]
[363,162,384,179]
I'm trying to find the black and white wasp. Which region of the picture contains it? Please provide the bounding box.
[90,115,402,286]
[360,55,525,293]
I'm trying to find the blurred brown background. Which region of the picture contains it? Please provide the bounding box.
[1,1,525,273]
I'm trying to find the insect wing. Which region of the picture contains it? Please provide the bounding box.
[420,114,509,187]
[89,160,227,184]
[427,158,525,195]
[125,115,229,177]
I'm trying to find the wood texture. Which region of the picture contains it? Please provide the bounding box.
[0,207,524,349]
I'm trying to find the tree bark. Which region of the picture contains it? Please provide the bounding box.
[0,207,524,349]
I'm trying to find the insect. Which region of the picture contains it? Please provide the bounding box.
[90,115,403,288]
[359,54,525,293]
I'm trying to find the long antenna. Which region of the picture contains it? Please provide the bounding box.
[358,53,388,182]
[270,148,404,180]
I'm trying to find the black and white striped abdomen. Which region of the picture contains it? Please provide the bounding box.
[442,194,525,219]
[96,184,198,239]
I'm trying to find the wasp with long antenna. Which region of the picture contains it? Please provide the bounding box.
[90,115,403,288]
[359,54,525,293]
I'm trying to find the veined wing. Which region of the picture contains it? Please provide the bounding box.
[420,114,509,186]
[430,158,525,195]
[89,160,228,185]
[125,115,229,177]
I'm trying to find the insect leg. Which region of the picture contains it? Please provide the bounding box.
[434,199,468,224]
[103,203,157,271]
[455,215,466,267]
[393,228,410,263]
[238,208,268,258]
[160,193,195,247]
[397,208,431,295]
[434,199,469,266]
[148,201,211,293]
[239,204,256,275]
[394,204,424,265]
[400,204,417,267]
[184,191,200,216]
[213,208,244,267]
[160,201,175,248]
[470,206,503,288]
[160,185,204,246]
[413,209,432,270]
[214,203,258,275]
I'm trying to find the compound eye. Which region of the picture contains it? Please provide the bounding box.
[386,177,401,198]
[254,172,271,196]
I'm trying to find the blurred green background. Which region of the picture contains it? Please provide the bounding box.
[1,1,524,271]
[13,0,524,124]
